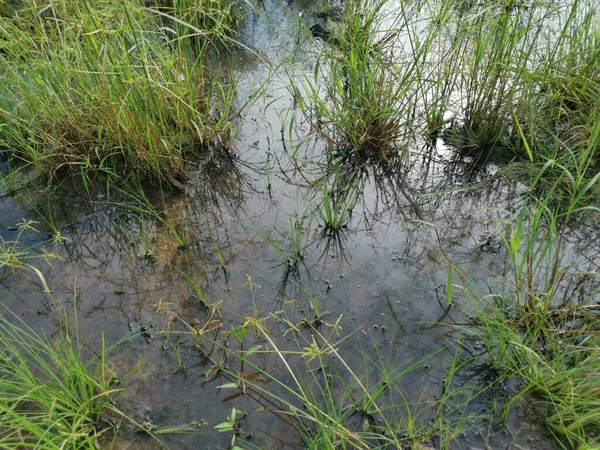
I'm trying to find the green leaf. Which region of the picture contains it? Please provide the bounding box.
[217,383,239,389]
[244,344,262,358]
[514,113,533,162]
[446,267,453,306]
[214,422,234,432]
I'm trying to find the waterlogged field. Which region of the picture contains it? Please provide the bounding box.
[0,0,598,449]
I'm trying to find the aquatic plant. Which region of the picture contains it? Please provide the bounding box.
[297,0,599,196]
[463,295,600,449]
[214,407,245,449]
[201,311,486,449]
[0,298,206,448]
[453,129,600,448]
[431,0,600,173]
[257,213,312,299]
[449,0,541,156]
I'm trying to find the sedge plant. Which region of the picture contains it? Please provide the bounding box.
[299,0,417,163]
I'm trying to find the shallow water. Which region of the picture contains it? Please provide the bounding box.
[2,1,593,449]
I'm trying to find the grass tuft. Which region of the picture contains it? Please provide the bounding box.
[0,307,122,448]
[299,0,416,163]
[0,0,238,189]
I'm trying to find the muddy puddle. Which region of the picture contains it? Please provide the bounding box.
[1,1,593,449]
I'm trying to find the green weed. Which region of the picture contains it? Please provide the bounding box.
[0,0,238,189]
[298,0,417,163]
[0,306,122,448]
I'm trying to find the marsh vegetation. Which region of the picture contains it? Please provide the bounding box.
[0,0,598,448]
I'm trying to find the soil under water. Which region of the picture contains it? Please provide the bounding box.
[0,1,593,449]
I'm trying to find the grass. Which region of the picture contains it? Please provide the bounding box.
[0,305,123,449]
[297,0,418,163]
[256,176,358,293]
[292,0,599,199]
[309,171,358,264]
[429,0,600,173]
[256,213,312,299]
[283,10,600,440]
[259,214,310,270]
[464,298,600,449]
[446,0,546,156]
[0,219,59,298]
[0,300,205,448]
[197,308,488,449]
[160,276,493,449]
[111,181,191,249]
[1,0,599,448]
[0,0,238,190]
[450,127,600,448]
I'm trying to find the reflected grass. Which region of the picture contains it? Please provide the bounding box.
[313,174,358,234]
[0,219,59,298]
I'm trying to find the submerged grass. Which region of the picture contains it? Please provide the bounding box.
[111,181,191,249]
[0,0,238,189]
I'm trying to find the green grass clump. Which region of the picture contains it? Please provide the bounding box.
[468,299,600,449]
[149,0,235,46]
[299,0,416,163]
[525,7,600,169]
[448,0,545,157]
[0,308,122,449]
[0,0,238,189]
[435,0,600,168]
[457,129,600,448]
